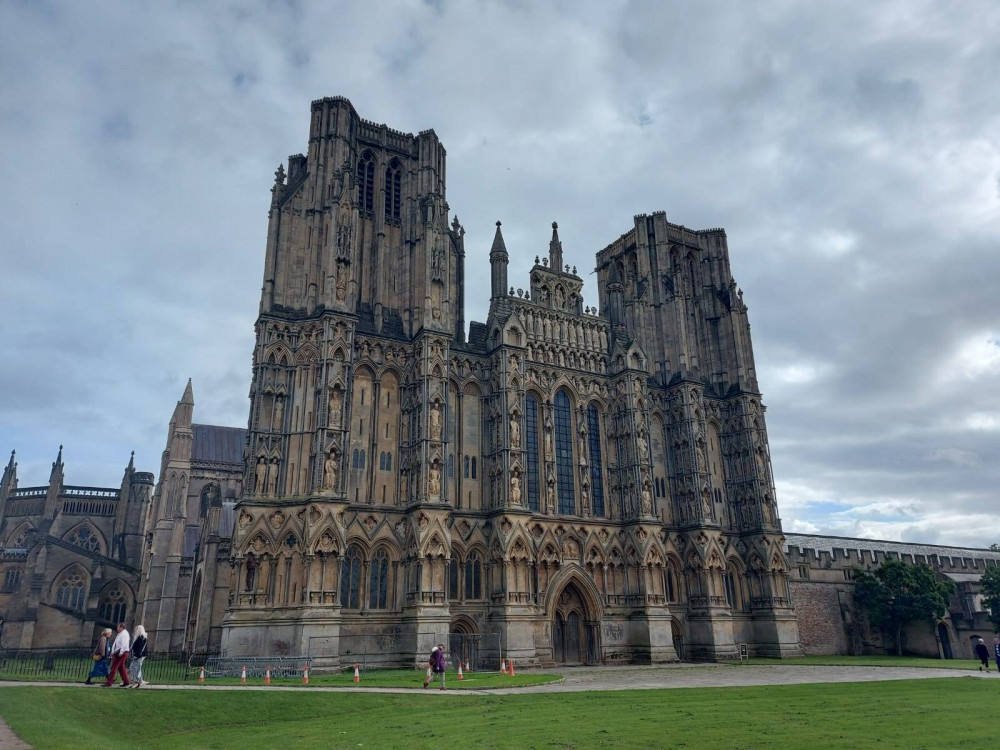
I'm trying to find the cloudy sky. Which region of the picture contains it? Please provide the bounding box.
[2,1,998,547]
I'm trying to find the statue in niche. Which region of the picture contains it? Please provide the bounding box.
[429,403,443,440]
[328,389,343,428]
[545,485,556,514]
[701,489,712,517]
[254,459,266,495]
[510,474,522,505]
[755,448,768,480]
[580,483,591,516]
[428,465,441,497]
[544,416,554,459]
[323,450,338,491]
[273,397,284,430]
[510,415,521,449]
[697,439,708,471]
[641,485,653,516]
[554,286,565,309]
[266,459,279,496]
[637,432,650,463]
[539,286,549,304]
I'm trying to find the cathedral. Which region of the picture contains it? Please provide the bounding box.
[2,97,804,665]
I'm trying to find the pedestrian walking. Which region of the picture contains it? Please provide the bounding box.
[424,643,447,690]
[128,625,149,688]
[103,622,131,687]
[974,636,990,672]
[85,628,112,685]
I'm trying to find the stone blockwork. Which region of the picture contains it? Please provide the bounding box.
[786,534,1000,660]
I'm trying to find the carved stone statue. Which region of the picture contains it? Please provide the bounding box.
[254,459,266,495]
[546,485,556,514]
[265,459,278,496]
[428,465,441,497]
[429,403,443,440]
[510,416,521,449]
[637,433,649,463]
[510,474,522,505]
[544,417,554,459]
[554,286,565,309]
[273,397,284,430]
[328,389,343,428]
[322,450,338,491]
[640,485,653,516]
[335,264,348,301]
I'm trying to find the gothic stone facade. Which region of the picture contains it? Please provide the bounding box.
[0,449,151,649]
[202,96,801,666]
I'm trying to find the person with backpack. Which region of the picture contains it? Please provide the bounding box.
[422,644,448,690]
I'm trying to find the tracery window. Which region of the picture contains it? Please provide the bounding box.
[665,567,677,603]
[340,545,363,609]
[2,567,21,592]
[55,568,87,611]
[369,549,389,609]
[724,569,739,609]
[65,526,101,554]
[525,395,540,512]
[378,451,392,471]
[384,160,402,223]
[586,404,605,517]
[554,389,576,515]
[357,152,375,215]
[464,553,482,600]
[448,557,460,600]
[99,585,128,624]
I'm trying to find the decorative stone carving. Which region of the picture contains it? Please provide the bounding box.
[428,465,441,497]
[254,458,266,495]
[328,389,343,428]
[322,450,338,491]
[510,415,521,449]
[268,510,285,528]
[429,402,442,440]
[510,473,522,505]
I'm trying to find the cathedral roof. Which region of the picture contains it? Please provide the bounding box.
[191,424,246,465]
[784,533,1000,564]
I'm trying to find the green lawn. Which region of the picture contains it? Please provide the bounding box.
[1,678,997,749]
[189,668,560,690]
[743,654,986,671]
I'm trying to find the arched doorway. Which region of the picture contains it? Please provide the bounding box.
[551,581,597,665]
[671,619,685,661]
[450,616,479,670]
[938,623,953,660]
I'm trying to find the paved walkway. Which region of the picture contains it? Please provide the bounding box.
[0,717,31,749]
[0,663,991,698]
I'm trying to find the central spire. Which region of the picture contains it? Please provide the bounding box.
[548,221,563,271]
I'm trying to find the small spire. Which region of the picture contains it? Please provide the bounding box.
[549,221,564,271]
[490,221,507,257]
[181,378,194,405]
[5,450,14,470]
[127,451,135,471]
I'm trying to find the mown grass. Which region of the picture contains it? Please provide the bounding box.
[0,665,557,689]
[1,677,997,749]
[742,654,987,671]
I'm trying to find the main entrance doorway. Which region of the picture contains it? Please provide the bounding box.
[551,581,596,665]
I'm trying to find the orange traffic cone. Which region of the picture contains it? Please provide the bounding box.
[302,665,309,685]
[264,667,271,685]
[198,666,205,684]
[457,661,464,680]
[353,663,360,683]
[500,659,507,675]
[509,660,516,677]
[240,666,247,684]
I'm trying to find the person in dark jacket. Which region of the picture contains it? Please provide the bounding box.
[974,637,990,671]
[128,625,149,688]
[423,644,448,690]
[85,628,113,684]
[994,636,1000,673]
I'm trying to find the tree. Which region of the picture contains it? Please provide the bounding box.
[979,565,1000,633]
[853,559,956,656]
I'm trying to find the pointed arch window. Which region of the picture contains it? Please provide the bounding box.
[55,568,87,611]
[340,545,363,609]
[384,160,402,223]
[369,549,390,609]
[357,152,376,215]
[525,394,540,512]
[554,389,576,515]
[586,404,605,517]
[448,557,460,600]
[99,584,128,624]
[65,526,101,554]
[464,553,483,600]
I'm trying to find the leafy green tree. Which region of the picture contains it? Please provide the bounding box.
[853,559,956,656]
[979,565,1000,633]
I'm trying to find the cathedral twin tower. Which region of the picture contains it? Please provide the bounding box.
[212,96,800,664]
